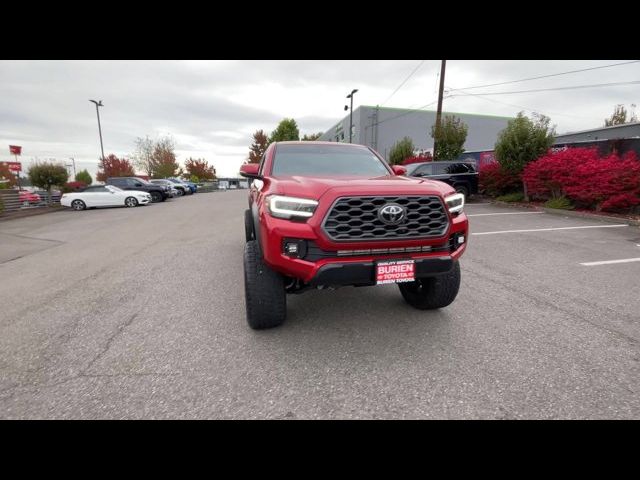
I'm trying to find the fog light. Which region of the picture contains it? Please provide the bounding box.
[285,243,299,255]
[458,235,465,244]
[283,239,307,259]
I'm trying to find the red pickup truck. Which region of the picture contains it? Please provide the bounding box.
[240,142,468,329]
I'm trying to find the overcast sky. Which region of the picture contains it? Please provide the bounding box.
[1,60,638,179]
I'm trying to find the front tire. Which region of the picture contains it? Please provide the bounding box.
[244,209,255,242]
[150,191,162,203]
[243,240,286,329]
[398,261,461,310]
[125,196,138,207]
[71,199,86,211]
[455,185,469,200]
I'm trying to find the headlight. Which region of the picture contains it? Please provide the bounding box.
[266,195,318,220]
[444,193,464,214]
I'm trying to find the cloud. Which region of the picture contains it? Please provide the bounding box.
[1,60,638,178]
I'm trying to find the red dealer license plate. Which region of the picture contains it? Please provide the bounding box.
[376,259,415,285]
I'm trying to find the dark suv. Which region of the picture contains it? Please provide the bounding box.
[106,177,170,202]
[405,161,478,199]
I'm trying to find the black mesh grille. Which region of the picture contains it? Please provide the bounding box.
[322,196,449,241]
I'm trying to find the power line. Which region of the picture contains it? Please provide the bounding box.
[446,88,602,121]
[448,80,640,96]
[448,60,640,92]
[373,98,445,127]
[380,60,426,106]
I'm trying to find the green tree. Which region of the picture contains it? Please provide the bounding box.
[75,169,92,185]
[28,162,69,205]
[302,132,323,141]
[248,129,270,163]
[388,136,415,165]
[495,112,555,174]
[431,115,468,161]
[604,104,637,126]
[269,118,300,143]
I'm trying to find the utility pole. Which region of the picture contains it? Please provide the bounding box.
[433,60,446,161]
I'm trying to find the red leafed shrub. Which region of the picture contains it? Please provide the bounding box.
[479,162,521,196]
[523,148,640,212]
[402,154,433,165]
[62,181,87,193]
[522,148,597,199]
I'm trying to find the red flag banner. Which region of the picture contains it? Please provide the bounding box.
[9,145,22,155]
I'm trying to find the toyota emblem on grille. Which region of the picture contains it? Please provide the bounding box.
[378,203,406,225]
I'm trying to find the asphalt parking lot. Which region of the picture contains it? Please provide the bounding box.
[0,192,638,419]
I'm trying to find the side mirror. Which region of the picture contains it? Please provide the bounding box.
[391,165,407,176]
[134,183,142,187]
[240,163,262,180]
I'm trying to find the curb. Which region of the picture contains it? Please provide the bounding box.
[541,207,640,227]
[490,200,541,210]
[0,207,67,222]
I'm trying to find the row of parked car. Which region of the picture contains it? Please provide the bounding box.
[60,176,198,211]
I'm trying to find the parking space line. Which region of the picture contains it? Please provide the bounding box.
[472,225,628,236]
[580,258,640,266]
[468,212,544,217]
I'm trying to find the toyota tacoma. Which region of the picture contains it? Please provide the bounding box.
[240,142,468,329]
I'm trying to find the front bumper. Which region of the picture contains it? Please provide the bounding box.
[258,206,468,284]
[309,256,454,287]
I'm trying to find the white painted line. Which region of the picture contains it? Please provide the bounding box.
[472,224,628,236]
[581,258,640,266]
[468,212,544,217]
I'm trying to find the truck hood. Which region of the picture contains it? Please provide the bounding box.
[271,175,455,200]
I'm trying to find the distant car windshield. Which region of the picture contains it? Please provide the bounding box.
[404,163,424,175]
[271,144,390,177]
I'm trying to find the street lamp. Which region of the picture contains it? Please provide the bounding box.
[345,89,358,143]
[89,100,105,161]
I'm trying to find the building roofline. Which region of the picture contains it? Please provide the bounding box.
[555,121,640,137]
[358,105,514,120]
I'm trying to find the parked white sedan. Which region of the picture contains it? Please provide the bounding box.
[61,185,151,211]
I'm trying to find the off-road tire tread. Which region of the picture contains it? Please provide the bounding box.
[244,240,286,329]
[244,209,255,242]
[398,261,461,310]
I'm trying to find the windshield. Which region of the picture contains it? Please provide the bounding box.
[106,185,122,192]
[271,144,390,177]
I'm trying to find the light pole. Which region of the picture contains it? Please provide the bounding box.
[345,89,358,143]
[89,100,105,161]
